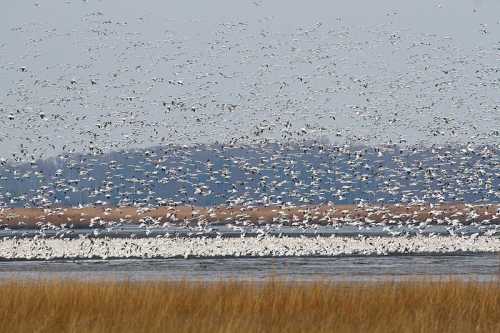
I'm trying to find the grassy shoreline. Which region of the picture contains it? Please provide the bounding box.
[0,279,499,332]
[1,203,499,228]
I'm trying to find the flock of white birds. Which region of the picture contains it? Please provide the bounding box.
[0,0,498,259]
[0,235,499,260]
[1,1,499,160]
[0,144,498,208]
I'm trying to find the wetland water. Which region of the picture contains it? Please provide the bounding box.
[1,224,499,239]
[1,255,498,282]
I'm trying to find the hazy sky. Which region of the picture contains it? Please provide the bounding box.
[1,0,499,160]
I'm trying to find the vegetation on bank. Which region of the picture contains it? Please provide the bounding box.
[0,279,499,332]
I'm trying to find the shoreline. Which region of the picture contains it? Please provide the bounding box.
[0,203,499,228]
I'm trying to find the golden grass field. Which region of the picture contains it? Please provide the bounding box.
[0,279,498,333]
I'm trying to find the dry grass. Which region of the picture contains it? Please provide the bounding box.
[1,203,499,227]
[0,280,498,332]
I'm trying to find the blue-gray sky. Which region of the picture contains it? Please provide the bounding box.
[1,0,499,161]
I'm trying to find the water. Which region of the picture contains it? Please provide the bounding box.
[0,255,498,281]
[1,223,499,239]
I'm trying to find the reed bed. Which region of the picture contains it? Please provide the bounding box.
[0,279,498,332]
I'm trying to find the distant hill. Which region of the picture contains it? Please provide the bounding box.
[0,143,498,208]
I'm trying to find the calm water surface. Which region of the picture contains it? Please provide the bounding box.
[1,255,498,282]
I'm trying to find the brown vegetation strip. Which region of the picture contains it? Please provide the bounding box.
[0,280,498,333]
[0,203,499,228]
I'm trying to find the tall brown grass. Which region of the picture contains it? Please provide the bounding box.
[0,279,498,333]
